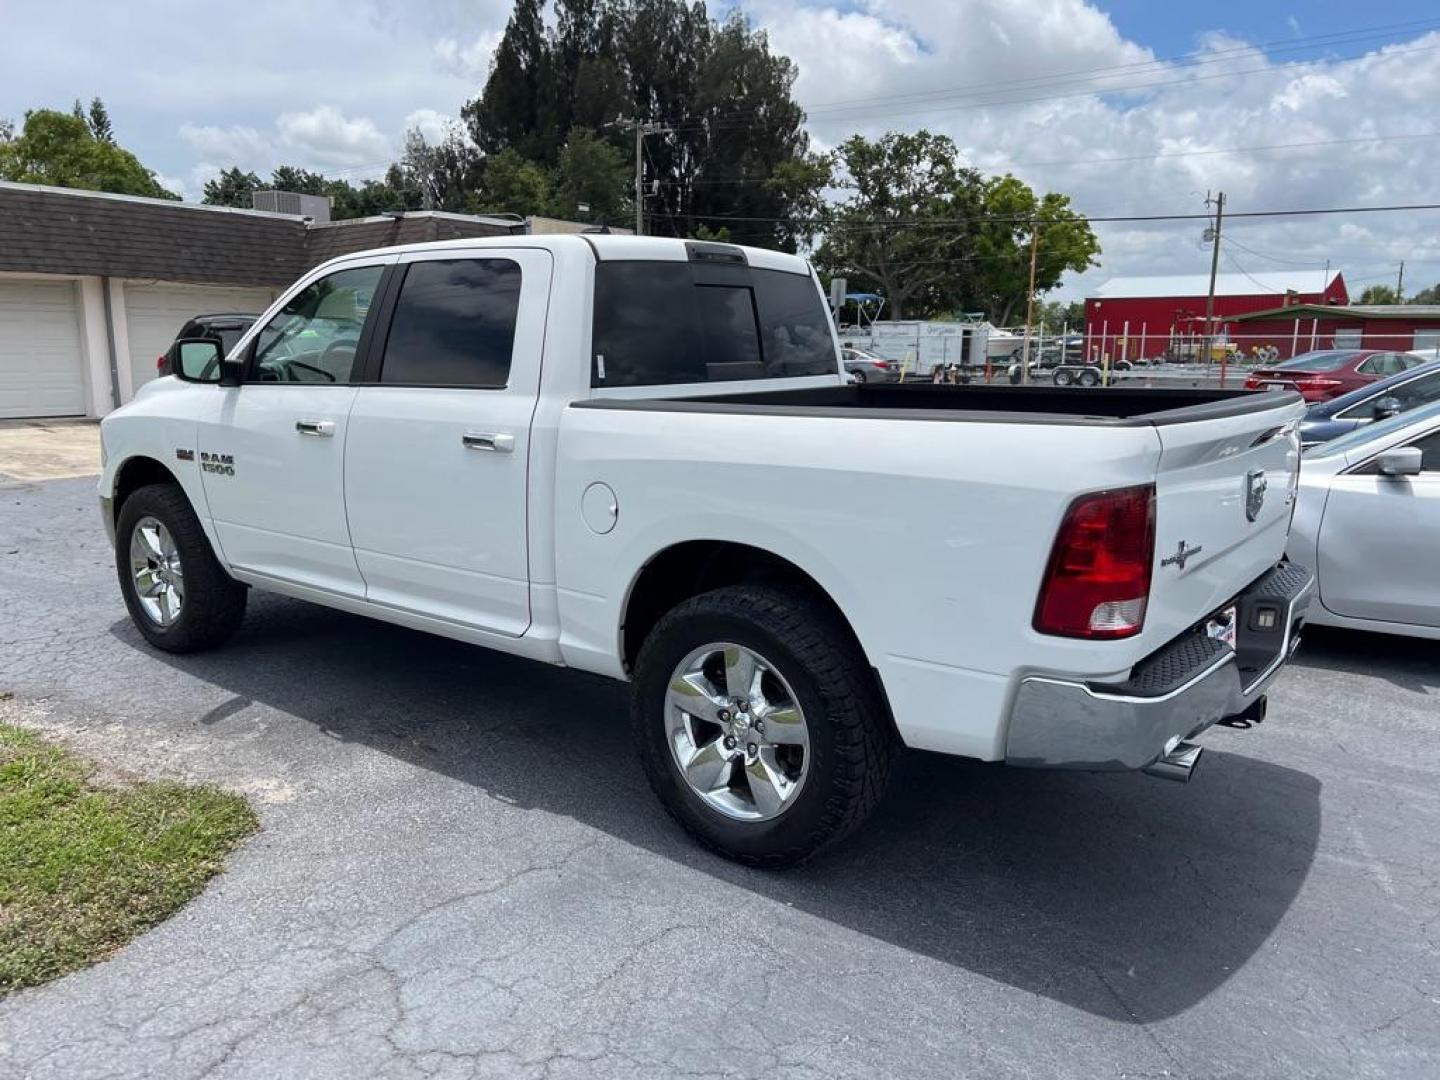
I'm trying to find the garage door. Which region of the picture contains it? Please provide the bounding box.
[124,283,276,394]
[0,280,86,419]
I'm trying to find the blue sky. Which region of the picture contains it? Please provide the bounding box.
[1104,0,1430,56]
[3,1,1438,294]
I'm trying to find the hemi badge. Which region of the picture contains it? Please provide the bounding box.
[176,448,195,461]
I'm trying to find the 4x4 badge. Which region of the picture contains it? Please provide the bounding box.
[1161,539,1202,570]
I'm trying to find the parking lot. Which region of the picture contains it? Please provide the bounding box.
[1,475,1437,1079]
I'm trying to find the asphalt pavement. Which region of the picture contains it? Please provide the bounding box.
[0,476,1436,1079]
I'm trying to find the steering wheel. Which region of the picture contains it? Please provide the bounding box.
[320,338,358,375]
[281,359,337,383]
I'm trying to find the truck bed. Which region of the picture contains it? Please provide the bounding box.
[575,382,1296,427]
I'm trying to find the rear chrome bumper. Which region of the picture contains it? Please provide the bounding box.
[1005,562,1315,772]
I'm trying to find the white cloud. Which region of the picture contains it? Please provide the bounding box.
[275,105,391,167]
[403,107,456,145]
[179,123,273,163]
[757,2,1440,297]
[434,30,502,80]
[152,171,186,198]
[3,0,1438,292]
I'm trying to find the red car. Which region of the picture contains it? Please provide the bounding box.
[1244,349,1425,402]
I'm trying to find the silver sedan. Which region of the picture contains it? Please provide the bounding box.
[1286,400,1440,640]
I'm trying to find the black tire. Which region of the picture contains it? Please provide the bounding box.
[1077,368,1101,387]
[632,584,899,867]
[1053,368,1074,386]
[850,369,867,384]
[115,483,247,653]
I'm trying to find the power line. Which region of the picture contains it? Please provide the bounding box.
[628,17,1440,134]
[648,200,1440,230]
[798,17,1440,116]
[644,33,1440,135]
[657,129,1440,187]
[1221,235,1327,268]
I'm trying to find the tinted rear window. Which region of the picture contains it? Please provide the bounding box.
[380,259,521,387]
[592,261,835,387]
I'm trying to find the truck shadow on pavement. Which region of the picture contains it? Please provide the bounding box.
[121,592,1322,1025]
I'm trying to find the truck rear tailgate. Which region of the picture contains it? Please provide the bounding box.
[1144,395,1305,647]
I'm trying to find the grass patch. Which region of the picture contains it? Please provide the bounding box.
[0,722,257,994]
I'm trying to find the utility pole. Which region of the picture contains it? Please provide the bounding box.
[1396,261,1406,303]
[1020,223,1040,386]
[634,123,643,235]
[1203,190,1226,384]
[606,116,672,236]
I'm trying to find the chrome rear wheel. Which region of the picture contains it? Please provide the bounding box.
[665,642,811,822]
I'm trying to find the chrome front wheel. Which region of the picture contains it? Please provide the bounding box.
[129,515,184,626]
[665,642,811,822]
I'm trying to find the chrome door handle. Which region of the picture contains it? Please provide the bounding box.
[462,431,515,453]
[295,419,335,437]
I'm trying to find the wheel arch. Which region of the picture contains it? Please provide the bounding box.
[111,455,183,521]
[620,540,875,678]
[106,455,223,561]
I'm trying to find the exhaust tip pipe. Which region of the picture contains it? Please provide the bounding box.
[1144,741,1203,783]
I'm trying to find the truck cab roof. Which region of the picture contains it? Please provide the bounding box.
[311,233,814,278]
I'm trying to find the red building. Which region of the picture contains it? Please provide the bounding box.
[1232,303,1440,360]
[1084,270,1348,362]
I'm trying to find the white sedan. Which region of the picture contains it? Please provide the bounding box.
[1287,400,1440,639]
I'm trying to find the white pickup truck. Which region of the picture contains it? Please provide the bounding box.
[99,235,1314,864]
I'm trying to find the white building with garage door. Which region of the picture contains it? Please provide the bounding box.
[0,181,524,419]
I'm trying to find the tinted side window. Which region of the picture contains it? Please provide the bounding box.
[752,268,838,377]
[1396,373,1440,410]
[251,265,383,383]
[379,259,521,388]
[1413,430,1440,472]
[592,263,704,386]
[592,261,835,387]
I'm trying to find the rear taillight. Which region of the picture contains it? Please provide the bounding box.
[1034,484,1156,639]
[1294,377,1341,391]
[157,354,166,371]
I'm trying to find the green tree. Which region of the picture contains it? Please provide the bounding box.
[70,97,114,143]
[812,131,982,320]
[460,0,825,248]
[551,126,629,223]
[267,165,329,196]
[970,175,1100,325]
[1408,283,1440,305]
[1036,299,1085,332]
[1357,284,1400,304]
[474,148,554,215]
[463,0,556,162]
[399,126,481,212]
[202,166,262,208]
[0,108,176,198]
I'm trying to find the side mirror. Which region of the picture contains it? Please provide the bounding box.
[1376,446,1423,477]
[172,338,224,384]
[1372,396,1403,421]
[219,355,244,388]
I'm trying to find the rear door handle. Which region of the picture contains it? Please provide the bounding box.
[462,431,515,453]
[295,419,335,437]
